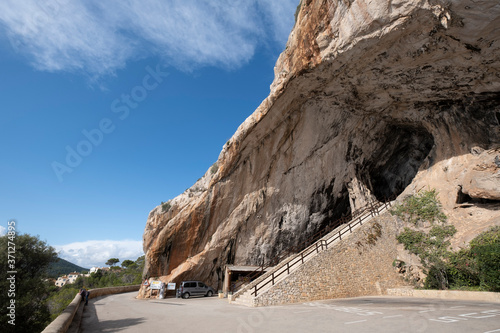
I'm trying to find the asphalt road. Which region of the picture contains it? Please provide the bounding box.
[80,292,500,333]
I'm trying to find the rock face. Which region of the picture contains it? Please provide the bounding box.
[140,0,500,294]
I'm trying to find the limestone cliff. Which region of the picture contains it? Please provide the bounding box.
[140,0,500,294]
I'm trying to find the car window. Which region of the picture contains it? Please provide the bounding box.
[198,282,205,288]
[185,282,195,288]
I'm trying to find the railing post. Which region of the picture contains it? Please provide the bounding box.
[254,285,257,297]
[338,230,341,240]
[271,272,275,286]
[287,262,290,275]
[301,253,304,264]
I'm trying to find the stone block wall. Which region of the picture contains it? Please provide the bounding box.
[254,213,410,306]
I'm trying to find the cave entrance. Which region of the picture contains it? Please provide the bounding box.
[365,124,434,200]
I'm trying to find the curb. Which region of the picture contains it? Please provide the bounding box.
[387,288,500,303]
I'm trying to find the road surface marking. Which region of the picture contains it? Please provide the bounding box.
[383,315,403,319]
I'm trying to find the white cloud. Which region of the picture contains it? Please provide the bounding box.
[55,239,144,269]
[0,0,298,75]
[0,226,5,236]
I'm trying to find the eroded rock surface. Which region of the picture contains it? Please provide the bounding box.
[140,0,500,295]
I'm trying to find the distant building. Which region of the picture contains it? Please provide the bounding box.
[89,266,112,274]
[55,272,84,287]
[67,272,80,284]
[55,276,69,287]
[89,266,100,274]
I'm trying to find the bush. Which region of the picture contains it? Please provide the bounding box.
[392,189,455,289]
[391,189,447,225]
[447,226,500,291]
[46,286,80,321]
[474,243,500,291]
[210,162,218,175]
[162,201,171,213]
[397,225,457,289]
[393,190,499,291]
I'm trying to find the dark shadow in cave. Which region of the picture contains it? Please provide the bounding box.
[364,124,434,200]
[269,182,351,261]
[310,183,351,235]
[456,186,500,206]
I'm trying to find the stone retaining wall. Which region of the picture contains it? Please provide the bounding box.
[387,288,500,303]
[42,285,140,333]
[254,213,411,306]
[88,285,141,299]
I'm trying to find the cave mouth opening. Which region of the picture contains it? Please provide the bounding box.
[456,187,500,205]
[456,187,472,204]
[365,124,434,201]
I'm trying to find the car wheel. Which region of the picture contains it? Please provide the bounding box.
[182,292,190,299]
[206,290,213,297]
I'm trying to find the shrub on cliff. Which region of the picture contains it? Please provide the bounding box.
[447,226,500,291]
[392,190,500,291]
[391,189,447,225]
[391,189,456,289]
[397,225,457,289]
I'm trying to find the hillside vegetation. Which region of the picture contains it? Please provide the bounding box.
[46,256,144,321]
[47,258,88,278]
[391,189,500,291]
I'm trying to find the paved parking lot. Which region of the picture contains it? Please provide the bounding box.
[81,292,500,333]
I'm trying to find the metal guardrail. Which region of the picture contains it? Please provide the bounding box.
[246,200,392,297]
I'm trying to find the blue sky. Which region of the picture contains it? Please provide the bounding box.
[0,0,298,268]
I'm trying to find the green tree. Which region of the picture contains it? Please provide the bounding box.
[46,285,80,321]
[121,259,135,268]
[135,255,145,268]
[397,225,457,289]
[0,233,58,333]
[447,226,500,291]
[105,258,120,267]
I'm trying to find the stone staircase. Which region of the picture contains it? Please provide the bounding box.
[230,201,392,307]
